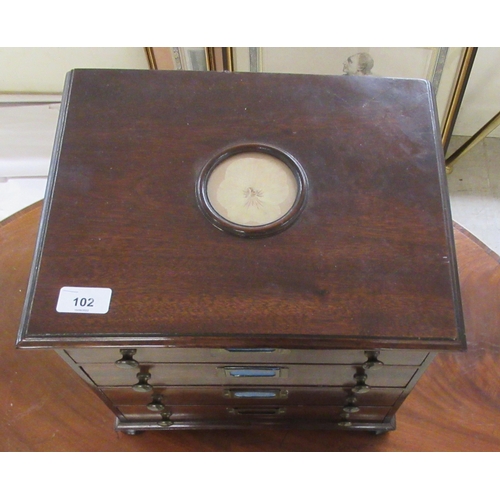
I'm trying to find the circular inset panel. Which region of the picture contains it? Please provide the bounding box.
[197,145,308,237]
[207,153,298,226]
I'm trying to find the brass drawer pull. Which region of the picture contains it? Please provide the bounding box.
[158,412,173,427]
[343,393,360,413]
[338,410,353,427]
[363,350,384,371]
[218,366,288,378]
[351,374,370,394]
[342,405,360,413]
[228,407,286,416]
[115,349,139,368]
[147,395,165,411]
[132,372,153,392]
[223,389,289,399]
[338,420,352,427]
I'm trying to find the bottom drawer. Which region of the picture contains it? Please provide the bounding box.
[117,405,390,424]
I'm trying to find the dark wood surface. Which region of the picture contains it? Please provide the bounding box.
[1,202,499,451]
[19,70,463,350]
[80,362,419,387]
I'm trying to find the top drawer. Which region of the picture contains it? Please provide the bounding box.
[64,347,428,366]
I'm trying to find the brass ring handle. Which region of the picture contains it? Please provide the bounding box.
[115,349,139,368]
[132,372,153,392]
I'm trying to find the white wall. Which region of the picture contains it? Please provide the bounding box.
[0,47,150,93]
[452,47,500,138]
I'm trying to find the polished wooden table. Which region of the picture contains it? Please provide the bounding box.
[1,202,499,451]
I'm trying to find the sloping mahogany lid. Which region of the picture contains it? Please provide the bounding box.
[18,69,465,350]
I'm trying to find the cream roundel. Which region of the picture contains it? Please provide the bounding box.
[206,152,298,226]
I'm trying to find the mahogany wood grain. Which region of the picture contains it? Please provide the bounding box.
[80,362,418,387]
[101,386,403,407]
[18,70,464,350]
[63,347,428,365]
[1,202,498,450]
[116,404,391,422]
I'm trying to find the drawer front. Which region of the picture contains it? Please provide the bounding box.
[82,363,418,387]
[117,405,390,423]
[66,347,428,366]
[102,386,404,407]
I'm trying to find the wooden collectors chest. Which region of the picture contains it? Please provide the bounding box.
[17,69,465,433]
